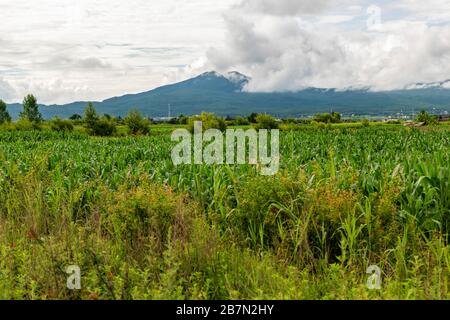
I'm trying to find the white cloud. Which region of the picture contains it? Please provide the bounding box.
[207,0,450,92]
[0,0,237,103]
[317,15,355,24]
[0,78,16,101]
[235,0,331,16]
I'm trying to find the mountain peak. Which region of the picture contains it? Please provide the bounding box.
[198,71,223,78]
[224,71,251,87]
[198,70,250,80]
[190,70,249,92]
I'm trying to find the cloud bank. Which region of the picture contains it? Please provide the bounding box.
[0,0,236,104]
[207,0,450,92]
[236,0,331,16]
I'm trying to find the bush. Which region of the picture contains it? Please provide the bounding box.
[314,112,341,124]
[233,116,250,126]
[112,116,124,126]
[188,112,227,132]
[298,119,312,125]
[178,115,188,125]
[0,122,16,131]
[125,110,151,135]
[14,119,41,131]
[254,114,279,130]
[313,121,330,130]
[50,117,74,132]
[69,114,82,121]
[82,103,116,136]
[89,117,117,136]
[168,115,188,125]
[247,113,259,124]
[280,123,301,131]
[361,119,370,127]
[103,182,196,254]
[416,111,438,125]
[283,118,298,124]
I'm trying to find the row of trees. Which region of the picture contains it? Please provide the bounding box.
[81,102,150,136]
[0,97,283,134]
[0,95,151,136]
[0,95,42,125]
[186,112,280,132]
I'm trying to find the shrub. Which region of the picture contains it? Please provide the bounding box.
[69,114,82,120]
[178,115,188,125]
[233,116,250,126]
[103,181,196,255]
[0,122,16,131]
[254,114,279,130]
[314,121,329,129]
[283,118,298,124]
[188,112,227,132]
[314,112,341,124]
[298,119,312,125]
[82,103,116,136]
[50,117,74,132]
[361,119,370,127]
[89,117,117,136]
[168,115,188,125]
[416,111,438,125]
[247,113,259,124]
[14,118,41,131]
[280,123,301,131]
[125,110,151,135]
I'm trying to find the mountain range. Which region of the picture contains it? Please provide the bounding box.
[6,71,450,119]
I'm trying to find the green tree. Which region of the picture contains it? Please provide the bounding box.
[331,112,341,123]
[361,119,370,127]
[83,102,99,129]
[416,110,438,125]
[69,114,82,120]
[168,115,188,125]
[314,112,342,124]
[90,117,117,136]
[255,114,279,129]
[124,109,150,135]
[234,116,250,126]
[0,99,11,124]
[20,94,42,123]
[50,117,74,132]
[248,113,259,123]
[188,112,227,133]
[178,115,188,125]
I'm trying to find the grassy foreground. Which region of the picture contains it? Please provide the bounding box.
[0,125,449,299]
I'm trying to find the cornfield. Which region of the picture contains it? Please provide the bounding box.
[0,126,449,299]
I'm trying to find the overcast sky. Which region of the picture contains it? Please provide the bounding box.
[1,0,450,104]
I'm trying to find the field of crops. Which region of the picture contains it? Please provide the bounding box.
[0,125,449,299]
